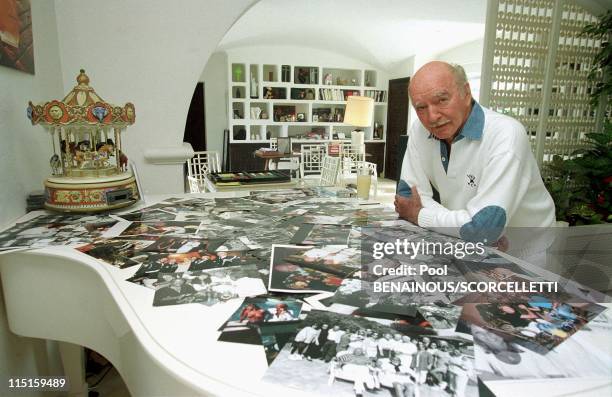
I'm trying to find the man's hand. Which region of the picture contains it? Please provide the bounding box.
[394,186,423,225]
[493,235,510,252]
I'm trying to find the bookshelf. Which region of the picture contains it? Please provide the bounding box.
[228,62,387,144]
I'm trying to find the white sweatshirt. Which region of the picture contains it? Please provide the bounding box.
[400,102,556,242]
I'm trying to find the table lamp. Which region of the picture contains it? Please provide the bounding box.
[344,96,374,153]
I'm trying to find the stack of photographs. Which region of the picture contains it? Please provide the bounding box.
[5,188,608,395]
[0,214,117,251]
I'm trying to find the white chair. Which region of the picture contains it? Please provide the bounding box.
[339,142,366,178]
[320,155,341,187]
[300,144,328,179]
[186,151,221,192]
[187,176,203,193]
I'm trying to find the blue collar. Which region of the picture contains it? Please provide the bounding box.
[427,100,485,142]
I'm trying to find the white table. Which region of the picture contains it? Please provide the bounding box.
[0,193,610,397]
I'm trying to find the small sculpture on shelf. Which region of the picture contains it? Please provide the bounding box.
[324,73,332,85]
[250,75,258,99]
[264,87,274,99]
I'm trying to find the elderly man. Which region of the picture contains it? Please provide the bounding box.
[395,61,555,245]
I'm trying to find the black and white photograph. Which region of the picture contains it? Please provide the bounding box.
[152,265,266,307]
[330,278,418,317]
[291,224,351,246]
[248,189,317,205]
[262,310,478,397]
[283,245,362,277]
[417,302,463,331]
[126,255,180,288]
[115,208,178,222]
[118,221,201,239]
[140,236,224,253]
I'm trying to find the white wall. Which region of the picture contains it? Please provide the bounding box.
[200,52,228,159]
[434,38,484,101]
[0,0,256,389]
[53,0,257,196]
[434,38,484,74]
[0,0,64,392]
[388,56,415,80]
[391,39,484,133]
[0,0,63,228]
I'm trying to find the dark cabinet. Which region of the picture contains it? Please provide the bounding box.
[365,142,385,176]
[229,143,266,170]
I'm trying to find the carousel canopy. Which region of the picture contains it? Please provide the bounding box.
[27,69,135,127]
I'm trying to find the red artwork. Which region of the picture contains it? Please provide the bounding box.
[0,0,34,74]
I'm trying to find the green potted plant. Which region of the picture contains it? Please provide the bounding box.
[545,11,611,225]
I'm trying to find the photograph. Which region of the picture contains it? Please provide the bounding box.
[217,296,305,346]
[330,278,418,317]
[119,221,201,239]
[472,309,612,380]
[269,245,344,294]
[153,265,266,307]
[290,224,351,247]
[115,208,178,222]
[140,236,224,253]
[262,310,478,397]
[222,296,304,327]
[248,188,317,205]
[284,245,362,277]
[76,238,155,268]
[458,296,605,355]
[187,250,254,271]
[125,254,180,288]
[417,302,463,331]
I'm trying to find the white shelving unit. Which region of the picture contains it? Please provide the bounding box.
[228,62,387,144]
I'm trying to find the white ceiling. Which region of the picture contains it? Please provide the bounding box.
[218,0,487,70]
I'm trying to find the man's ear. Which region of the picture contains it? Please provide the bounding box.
[463,82,472,100]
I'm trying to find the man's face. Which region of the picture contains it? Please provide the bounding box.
[409,67,472,142]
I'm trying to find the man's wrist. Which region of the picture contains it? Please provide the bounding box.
[417,207,436,227]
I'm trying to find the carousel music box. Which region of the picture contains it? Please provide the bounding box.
[27,69,140,212]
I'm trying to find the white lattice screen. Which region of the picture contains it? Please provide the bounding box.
[481,0,606,172]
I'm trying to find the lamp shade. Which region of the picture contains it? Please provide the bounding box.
[344,96,374,127]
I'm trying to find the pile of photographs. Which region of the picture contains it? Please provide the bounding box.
[0,214,118,251]
[1,188,608,396]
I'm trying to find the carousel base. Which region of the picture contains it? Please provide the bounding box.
[44,172,140,213]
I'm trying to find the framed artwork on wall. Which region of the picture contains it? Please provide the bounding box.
[0,0,35,74]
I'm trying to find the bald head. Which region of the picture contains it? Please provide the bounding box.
[410,61,469,98]
[408,61,473,143]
